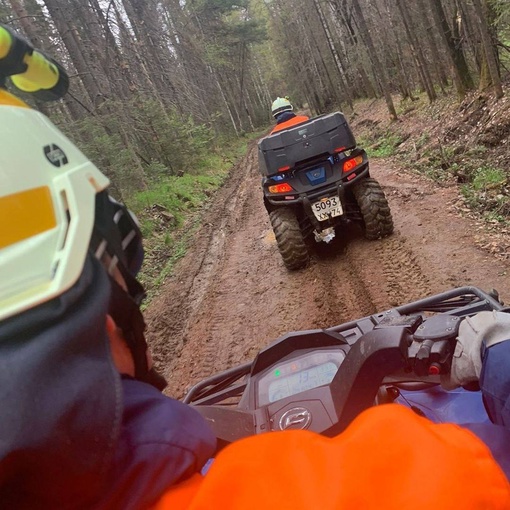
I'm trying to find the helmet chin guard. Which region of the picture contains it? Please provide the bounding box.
[91,191,168,390]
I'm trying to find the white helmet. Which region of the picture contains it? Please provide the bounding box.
[0,93,109,321]
[271,96,293,118]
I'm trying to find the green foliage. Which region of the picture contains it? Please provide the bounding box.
[71,114,142,193]
[353,95,510,228]
[370,135,403,158]
[145,161,169,180]
[131,173,224,229]
[133,171,225,300]
[357,132,403,158]
[493,0,510,70]
[415,132,430,150]
[411,142,493,186]
[470,165,506,191]
[192,0,249,16]
[61,96,216,196]
[127,96,214,173]
[460,166,509,220]
[198,2,266,68]
[203,42,233,67]
[493,0,510,24]
[221,17,266,44]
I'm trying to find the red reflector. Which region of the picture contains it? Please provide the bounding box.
[334,146,346,153]
[347,173,356,181]
[428,364,440,375]
[268,183,294,194]
[278,165,291,172]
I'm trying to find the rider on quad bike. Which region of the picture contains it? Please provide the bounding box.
[0,24,215,510]
[260,97,394,270]
[0,26,509,510]
[270,96,310,134]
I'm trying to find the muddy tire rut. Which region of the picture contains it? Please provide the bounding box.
[145,142,510,398]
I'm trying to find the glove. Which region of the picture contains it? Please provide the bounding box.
[442,311,510,390]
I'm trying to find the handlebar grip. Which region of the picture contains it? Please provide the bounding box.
[0,24,68,101]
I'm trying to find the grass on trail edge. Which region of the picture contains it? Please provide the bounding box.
[352,91,510,231]
[131,130,265,305]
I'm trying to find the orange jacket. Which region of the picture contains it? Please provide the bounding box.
[271,115,310,134]
[153,405,510,510]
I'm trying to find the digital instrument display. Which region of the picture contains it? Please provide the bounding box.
[256,349,346,406]
[268,361,338,403]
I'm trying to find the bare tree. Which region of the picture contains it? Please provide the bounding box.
[471,0,503,97]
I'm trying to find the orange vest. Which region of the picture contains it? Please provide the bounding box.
[270,115,310,134]
[153,405,510,509]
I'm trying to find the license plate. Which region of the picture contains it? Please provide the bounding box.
[311,196,343,221]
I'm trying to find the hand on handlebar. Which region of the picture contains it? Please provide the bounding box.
[442,311,510,390]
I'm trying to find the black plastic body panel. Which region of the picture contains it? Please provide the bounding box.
[263,159,369,207]
[258,112,356,177]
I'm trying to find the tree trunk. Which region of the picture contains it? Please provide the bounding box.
[415,0,449,91]
[383,0,418,100]
[426,0,465,98]
[346,0,397,120]
[429,0,473,92]
[42,0,103,108]
[312,0,354,110]
[395,0,437,102]
[471,0,503,98]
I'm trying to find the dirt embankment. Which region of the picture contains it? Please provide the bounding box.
[145,134,510,399]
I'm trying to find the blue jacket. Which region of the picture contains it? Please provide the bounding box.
[98,378,216,509]
[466,340,510,477]
[0,256,215,510]
[275,110,296,124]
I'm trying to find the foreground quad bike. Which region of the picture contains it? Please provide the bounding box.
[258,113,394,270]
[184,287,505,451]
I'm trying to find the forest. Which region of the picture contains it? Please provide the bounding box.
[1,0,509,272]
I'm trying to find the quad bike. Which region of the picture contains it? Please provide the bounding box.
[184,287,506,457]
[258,113,394,270]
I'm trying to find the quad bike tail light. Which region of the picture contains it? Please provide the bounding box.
[268,183,294,194]
[342,155,363,173]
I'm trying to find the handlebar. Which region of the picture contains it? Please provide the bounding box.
[0,24,68,101]
[184,287,506,447]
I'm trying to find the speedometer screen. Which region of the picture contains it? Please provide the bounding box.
[256,349,346,406]
[268,361,338,403]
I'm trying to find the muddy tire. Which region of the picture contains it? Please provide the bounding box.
[269,207,309,270]
[352,178,394,240]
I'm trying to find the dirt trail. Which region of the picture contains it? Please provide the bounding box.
[145,142,510,398]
